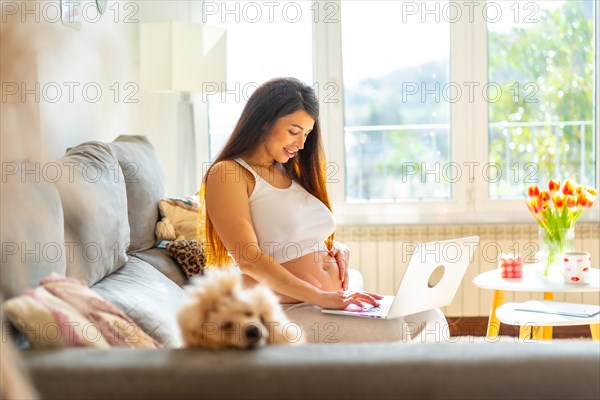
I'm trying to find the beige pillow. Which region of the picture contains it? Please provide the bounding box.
[3,274,160,349]
[156,196,201,241]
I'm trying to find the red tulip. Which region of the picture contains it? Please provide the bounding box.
[577,193,586,207]
[552,194,564,208]
[539,197,549,211]
[581,193,595,209]
[526,198,541,214]
[562,179,575,195]
[526,180,595,233]
[548,179,561,193]
[528,185,540,197]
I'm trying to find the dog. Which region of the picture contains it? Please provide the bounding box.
[177,269,304,349]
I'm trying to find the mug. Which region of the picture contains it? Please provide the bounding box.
[563,251,591,285]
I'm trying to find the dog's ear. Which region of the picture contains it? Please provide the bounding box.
[177,295,208,347]
[183,281,216,319]
[247,285,283,321]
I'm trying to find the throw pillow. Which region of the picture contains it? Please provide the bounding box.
[156,196,201,241]
[2,274,160,349]
[167,240,205,278]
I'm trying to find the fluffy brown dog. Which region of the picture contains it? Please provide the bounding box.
[177,270,304,349]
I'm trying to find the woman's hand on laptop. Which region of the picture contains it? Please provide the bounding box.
[329,241,351,290]
[317,290,383,310]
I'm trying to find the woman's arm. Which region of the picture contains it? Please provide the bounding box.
[205,161,380,309]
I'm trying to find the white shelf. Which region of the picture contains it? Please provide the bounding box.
[497,301,600,327]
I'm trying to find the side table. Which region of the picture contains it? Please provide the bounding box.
[473,265,600,339]
[495,301,600,341]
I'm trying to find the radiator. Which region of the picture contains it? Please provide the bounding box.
[335,223,600,317]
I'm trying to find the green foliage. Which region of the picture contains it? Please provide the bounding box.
[344,1,595,200]
[488,1,595,196]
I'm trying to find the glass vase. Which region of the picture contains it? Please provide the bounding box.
[538,227,575,279]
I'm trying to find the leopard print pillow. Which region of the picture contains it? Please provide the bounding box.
[166,240,205,278]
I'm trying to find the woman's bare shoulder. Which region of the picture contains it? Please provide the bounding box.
[206,159,254,188]
[209,159,240,172]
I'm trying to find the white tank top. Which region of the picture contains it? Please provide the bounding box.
[235,158,336,264]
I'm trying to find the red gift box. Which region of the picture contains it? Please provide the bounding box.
[498,254,523,279]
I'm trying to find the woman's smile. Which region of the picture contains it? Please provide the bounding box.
[283,147,297,158]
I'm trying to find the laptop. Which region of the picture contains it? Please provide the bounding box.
[322,236,480,319]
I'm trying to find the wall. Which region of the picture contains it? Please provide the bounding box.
[1,0,205,195]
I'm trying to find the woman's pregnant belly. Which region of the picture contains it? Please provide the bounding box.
[241,251,342,304]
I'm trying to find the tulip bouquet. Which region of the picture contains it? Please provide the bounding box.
[526,179,597,277]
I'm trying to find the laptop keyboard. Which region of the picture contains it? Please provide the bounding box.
[363,303,390,314]
[350,298,394,315]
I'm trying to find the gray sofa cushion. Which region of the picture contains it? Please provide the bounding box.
[134,248,188,288]
[22,342,600,400]
[108,136,166,253]
[55,142,130,286]
[0,167,66,299]
[91,258,186,347]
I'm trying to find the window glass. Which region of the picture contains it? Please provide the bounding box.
[205,1,313,159]
[342,1,451,201]
[488,0,596,198]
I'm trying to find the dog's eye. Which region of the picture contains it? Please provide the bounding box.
[222,321,233,330]
[244,311,253,318]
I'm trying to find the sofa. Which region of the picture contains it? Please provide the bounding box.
[1,135,598,400]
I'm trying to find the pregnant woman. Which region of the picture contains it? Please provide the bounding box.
[202,77,446,343]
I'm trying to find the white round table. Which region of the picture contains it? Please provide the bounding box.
[473,264,600,292]
[473,264,600,339]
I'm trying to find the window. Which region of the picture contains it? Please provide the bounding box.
[203,1,313,159]
[487,0,596,199]
[328,0,596,223]
[201,0,598,224]
[341,1,451,201]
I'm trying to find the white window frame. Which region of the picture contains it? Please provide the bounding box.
[313,0,600,225]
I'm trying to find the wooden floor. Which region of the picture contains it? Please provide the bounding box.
[446,317,593,339]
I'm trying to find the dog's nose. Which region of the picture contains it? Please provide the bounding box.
[245,325,261,342]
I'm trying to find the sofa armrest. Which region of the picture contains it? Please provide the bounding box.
[23,342,599,400]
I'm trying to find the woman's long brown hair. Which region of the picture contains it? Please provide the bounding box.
[198,77,334,267]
